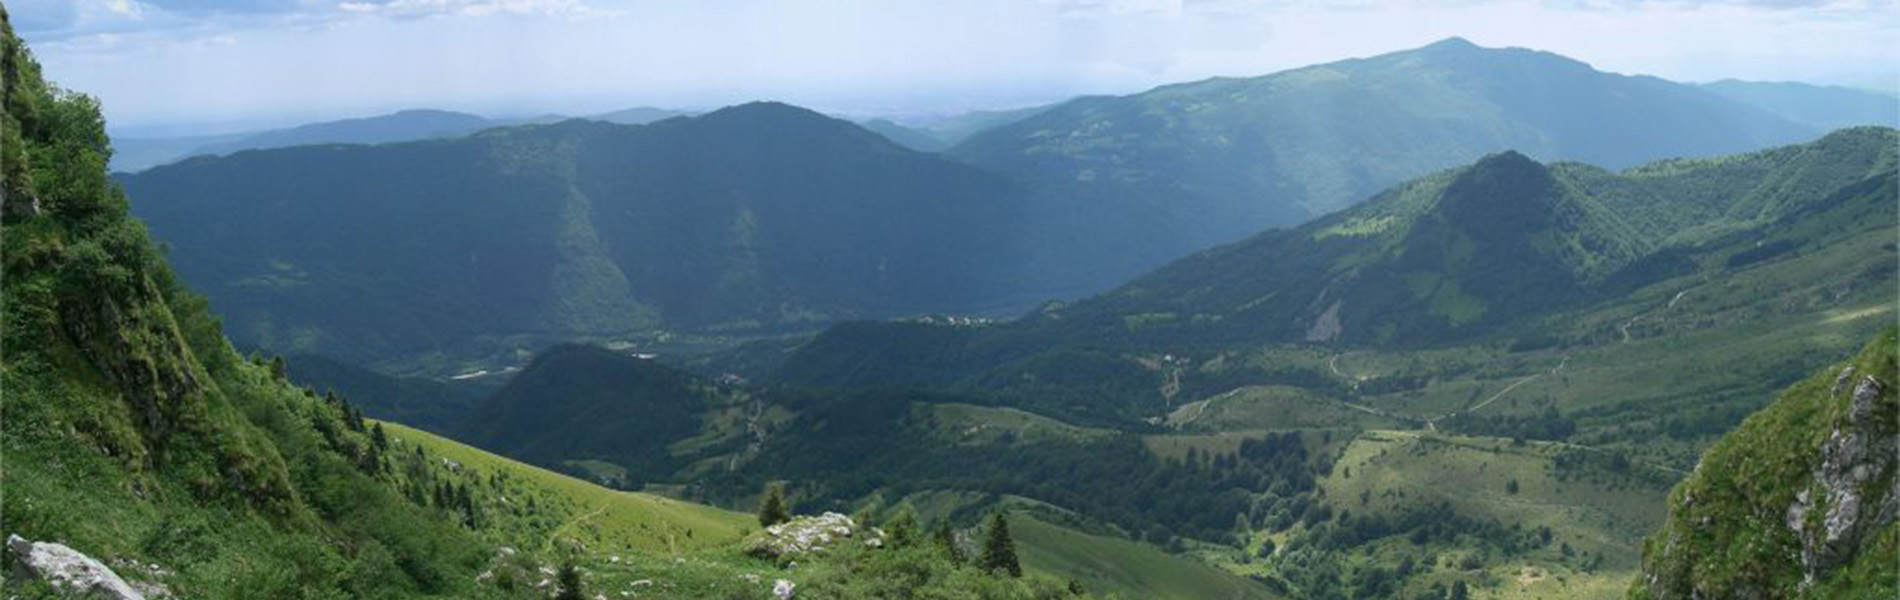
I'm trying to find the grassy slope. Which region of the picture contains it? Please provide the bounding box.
[390,422,1238,599]
[1319,431,1664,600]
[1013,514,1283,600]
[378,422,751,554]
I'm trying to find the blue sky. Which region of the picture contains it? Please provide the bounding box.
[12,0,1898,133]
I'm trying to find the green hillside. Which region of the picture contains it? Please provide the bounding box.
[770,128,1896,423]
[452,344,750,488]
[1057,126,1895,348]
[1013,513,1282,600]
[0,12,526,595]
[379,422,752,553]
[1632,329,1897,600]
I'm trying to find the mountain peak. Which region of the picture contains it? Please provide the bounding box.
[683,101,910,152]
[1434,149,1562,227]
[699,101,834,123]
[1421,36,1480,51]
[1468,149,1542,172]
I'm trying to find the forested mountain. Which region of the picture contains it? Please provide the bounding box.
[1634,329,1896,600]
[119,102,1030,373]
[1701,79,1900,133]
[284,353,485,432]
[452,345,735,487]
[950,37,1822,294]
[770,128,1897,421]
[1047,126,1896,347]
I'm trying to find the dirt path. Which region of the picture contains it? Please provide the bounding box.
[1466,372,1544,414]
[1622,290,1692,343]
[543,504,608,554]
[1328,353,1370,382]
[1419,355,1568,424]
[1170,387,1247,428]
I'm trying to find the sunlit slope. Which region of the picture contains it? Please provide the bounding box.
[378,421,751,554]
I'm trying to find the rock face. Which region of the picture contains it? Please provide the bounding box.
[7,535,146,600]
[1632,329,1898,599]
[1790,373,1898,586]
[742,512,876,559]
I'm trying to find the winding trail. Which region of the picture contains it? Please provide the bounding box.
[1621,290,1692,344]
[1460,355,1568,416]
[543,504,608,554]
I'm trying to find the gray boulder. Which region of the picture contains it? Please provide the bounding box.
[743,512,878,559]
[7,535,145,600]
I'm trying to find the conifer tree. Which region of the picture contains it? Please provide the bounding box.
[978,512,1022,577]
[758,482,790,527]
[554,562,583,600]
[934,522,965,565]
[852,496,883,528]
[884,503,920,548]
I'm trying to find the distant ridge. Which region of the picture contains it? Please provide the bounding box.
[120,101,1030,372]
[950,36,1820,295]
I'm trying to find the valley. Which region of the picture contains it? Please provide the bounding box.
[5,6,1897,599]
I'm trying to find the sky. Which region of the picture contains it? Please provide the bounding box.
[11,0,1899,134]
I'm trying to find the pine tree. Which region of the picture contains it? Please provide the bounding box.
[1449,580,1470,600]
[978,512,1022,577]
[852,497,883,528]
[757,482,789,527]
[554,562,583,600]
[884,503,920,548]
[934,521,965,565]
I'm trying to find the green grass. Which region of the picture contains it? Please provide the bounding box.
[378,421,752,555]
[1012,513,1283,600]
[1319,431,1666,571]
[925,403,1116,445]
[1164,385,1401,431]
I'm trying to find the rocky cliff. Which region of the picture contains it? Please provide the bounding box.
[1633,328,1897,599]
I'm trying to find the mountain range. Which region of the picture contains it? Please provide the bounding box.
[119,37,1889,376]
[107,106,692,172]
[121,103,1031,372]
[946,37,1864,294]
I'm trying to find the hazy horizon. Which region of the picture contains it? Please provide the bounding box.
[16,0,1898,134]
